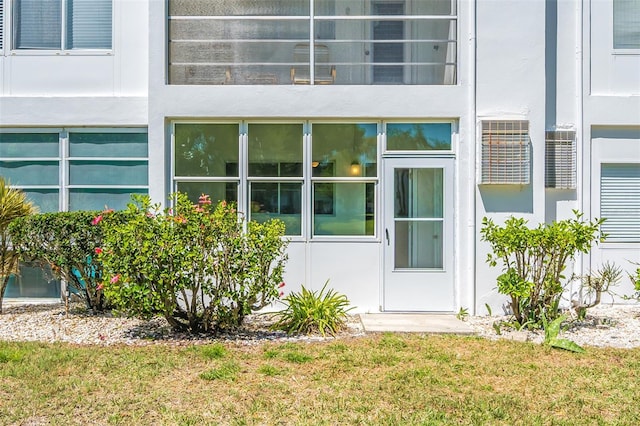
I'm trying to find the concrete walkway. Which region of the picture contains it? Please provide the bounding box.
[359,313,475,334]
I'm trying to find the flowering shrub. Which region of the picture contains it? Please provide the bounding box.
[96,193,288,333]
[9,211,110,312]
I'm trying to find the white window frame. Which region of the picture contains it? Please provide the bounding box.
[612,0,640,55]
[0,128,149,212]
[9,0,114,55]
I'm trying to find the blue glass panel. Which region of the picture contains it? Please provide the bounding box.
[69,161,148,185]
[4,263,61,298]
[69,132,148,157]
[69,188,148,211]
[0,161,59,185]
[387,123,452,151]
[0,133,59,158]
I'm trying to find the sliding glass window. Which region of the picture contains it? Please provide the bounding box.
[174,123,240,205]
[311,123,377,236]
[248,123,304,236]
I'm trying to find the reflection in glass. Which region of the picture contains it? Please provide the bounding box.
[69,189,148,211]
[69,132,148,158]
[250,182,302,235]
[4,263,61,298]
[0,133,59,158]
[395,221,443,269]
[248,124,303,177]
[387,123,452,151]
[177,181,237,206]
[312,123,377,177]
[174,124,239,177]
[69,161,148,186]
[313,182,374,236]
[394,168,443,218]
[24,190,59,213]
[0,161,59,185]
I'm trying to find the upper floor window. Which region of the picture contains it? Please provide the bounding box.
[613,0,640,49]
[168,0,457,85]
[13,0,112,50]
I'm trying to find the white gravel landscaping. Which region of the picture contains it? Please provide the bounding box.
[1,302,639,348]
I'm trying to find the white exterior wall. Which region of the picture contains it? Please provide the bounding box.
[474,0,548,314]
[0,0,148,126]
[148,0,476,313]
[1,0,637,312]
[583,0,640,302]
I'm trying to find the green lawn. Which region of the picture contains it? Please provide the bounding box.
[1,334,639,425]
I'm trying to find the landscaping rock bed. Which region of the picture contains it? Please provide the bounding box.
[1,302,639,348]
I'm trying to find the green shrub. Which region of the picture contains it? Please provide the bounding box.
[97,193,288,333]
[9,211,113,312]
[480,211,604,327]
[272,281,354,336]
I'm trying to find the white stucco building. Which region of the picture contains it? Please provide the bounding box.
[1,0,638,314]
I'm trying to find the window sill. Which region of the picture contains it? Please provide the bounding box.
[10,50,114,57]
[612,48,640,56]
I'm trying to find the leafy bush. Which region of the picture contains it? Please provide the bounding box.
[97,193,288,333]
[0,179,37,314]
[9,211,112,312]
[480,211,604,327]
[272,281,354,336]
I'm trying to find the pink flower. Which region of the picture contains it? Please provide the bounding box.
[175,216,187,224]
[91,215,103,225]
[278,282,286,288]
[96,283,104,291]
[279,291,284,298]
[103,208,114,214]
[194,205,204,213]
[94,247,103,255]
[110,274,120,284]
[198,194,212,205]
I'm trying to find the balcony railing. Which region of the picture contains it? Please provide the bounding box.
[168,0,457,85]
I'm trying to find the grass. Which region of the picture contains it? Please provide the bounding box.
[1,334,639,425]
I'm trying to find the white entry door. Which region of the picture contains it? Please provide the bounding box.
[383,158,455,311]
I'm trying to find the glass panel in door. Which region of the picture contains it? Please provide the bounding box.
[393,168,444,269]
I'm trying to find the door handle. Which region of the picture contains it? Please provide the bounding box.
[385,228,390,246]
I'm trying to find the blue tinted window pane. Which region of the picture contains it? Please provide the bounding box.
[24,189,59,212]
[387,123,452,151]
[0,133,59,158]
[69,132,148,157]
[4,263,61,298]
[0,161,59,185]
[176,181,238,205]
[69,188,148,211]
[69,161,148,185]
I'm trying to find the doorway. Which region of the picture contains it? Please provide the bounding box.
[383,157,455,311]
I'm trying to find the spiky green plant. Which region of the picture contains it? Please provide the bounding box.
[272,281,354,337]
[0,178,37,313]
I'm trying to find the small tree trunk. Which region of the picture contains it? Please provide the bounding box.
[0,275,10,315]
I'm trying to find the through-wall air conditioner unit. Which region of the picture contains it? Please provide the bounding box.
[545,130,576,189]
[480,120,531,184]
